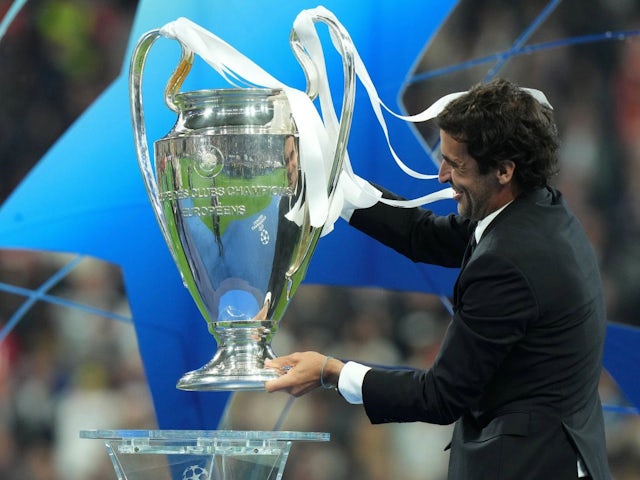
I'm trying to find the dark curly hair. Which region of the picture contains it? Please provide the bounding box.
[435,78,559,192]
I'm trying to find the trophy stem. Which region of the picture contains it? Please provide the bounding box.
[177,325,279,391]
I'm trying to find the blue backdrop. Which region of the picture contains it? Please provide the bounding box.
[0,0,638,429]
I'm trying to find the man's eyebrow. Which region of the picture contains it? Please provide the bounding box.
[441,154,458,166]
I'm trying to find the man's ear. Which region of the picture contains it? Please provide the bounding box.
[496,160,515,185]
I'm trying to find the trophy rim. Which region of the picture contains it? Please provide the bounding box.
[173,87,285,104]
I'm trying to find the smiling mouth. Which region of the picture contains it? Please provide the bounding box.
[451,186,463,201]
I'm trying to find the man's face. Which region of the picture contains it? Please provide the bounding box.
[438,131,501,220]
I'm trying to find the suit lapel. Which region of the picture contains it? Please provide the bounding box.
[453,232,477,306]
[461,235,477,270]
[450,188,552,309]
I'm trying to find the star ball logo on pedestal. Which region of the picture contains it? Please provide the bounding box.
[182,464,210,480]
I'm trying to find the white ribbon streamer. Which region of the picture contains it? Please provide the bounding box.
[158,7,552,237]
[159,17,331,230]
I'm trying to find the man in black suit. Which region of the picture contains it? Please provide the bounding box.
[265,78,611,480]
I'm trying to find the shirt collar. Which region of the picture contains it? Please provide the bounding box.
[474,201,513,243]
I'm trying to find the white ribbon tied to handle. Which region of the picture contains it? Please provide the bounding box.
[159,16,331,233]
[159,7,552,236]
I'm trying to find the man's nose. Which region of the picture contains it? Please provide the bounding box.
[438,160,451,184]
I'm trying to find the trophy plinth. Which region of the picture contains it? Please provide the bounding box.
[80,429,329,480]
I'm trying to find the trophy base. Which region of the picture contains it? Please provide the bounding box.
[177,368,278,391]
[177,326,279,391]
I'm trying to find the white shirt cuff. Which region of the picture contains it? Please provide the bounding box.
[338,361,371,404]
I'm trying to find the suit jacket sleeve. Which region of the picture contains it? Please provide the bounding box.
[362,252,538,425]
[349,185,473,268]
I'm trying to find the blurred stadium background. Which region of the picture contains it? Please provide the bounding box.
[1,1,639,479]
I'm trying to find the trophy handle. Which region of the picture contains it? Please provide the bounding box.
[164,41,195,113]
[129,31,195,233]
[289,31,319,101]
[129,30,211,322]
[129,30,171,250]
[284,13,357,285]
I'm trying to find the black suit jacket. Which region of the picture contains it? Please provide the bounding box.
[349,186,610,480]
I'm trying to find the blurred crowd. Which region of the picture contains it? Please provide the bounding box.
[1,0,640,479]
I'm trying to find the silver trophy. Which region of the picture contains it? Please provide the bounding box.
[129,13,355,390]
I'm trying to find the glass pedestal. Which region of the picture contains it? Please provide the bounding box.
[80,429,329,480]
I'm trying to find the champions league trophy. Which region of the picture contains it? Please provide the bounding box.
[129,10,356,391]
